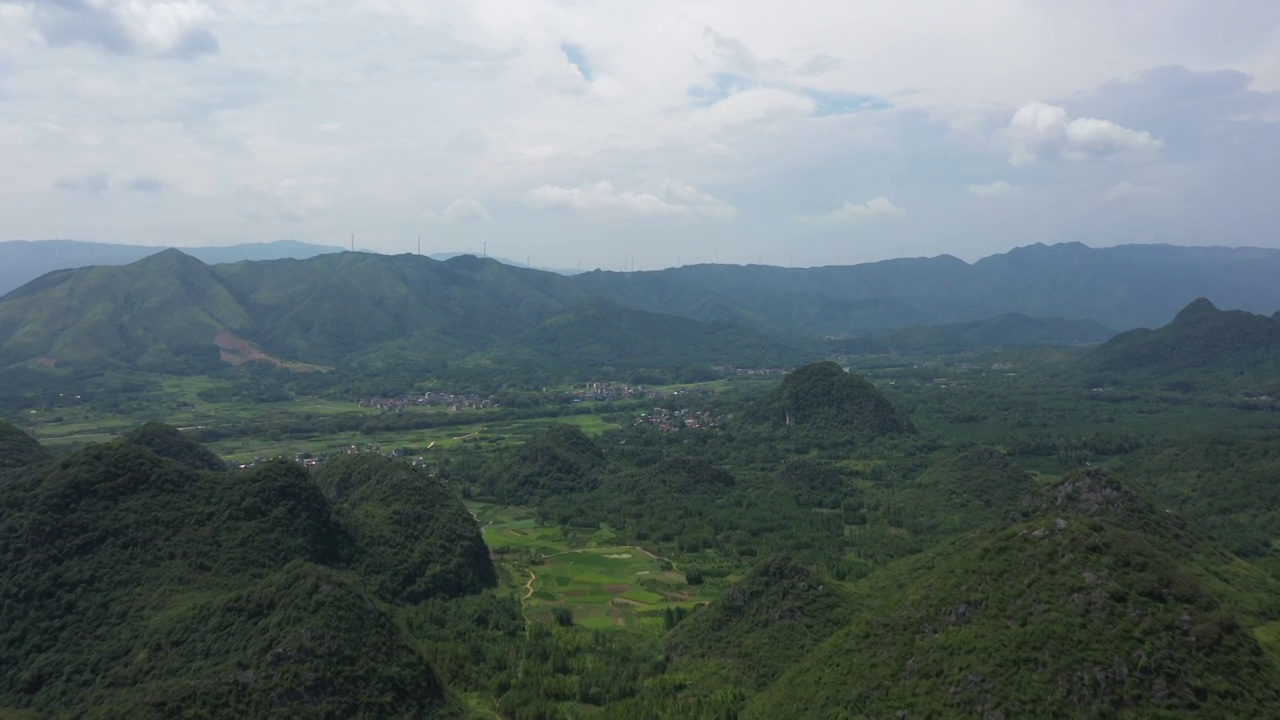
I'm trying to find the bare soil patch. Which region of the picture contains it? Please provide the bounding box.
[214,333,330,372]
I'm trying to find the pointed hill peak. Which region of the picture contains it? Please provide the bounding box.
[1019,467,1195,545]
[1174,297,1219,321]
[746,361,914,438]
[132,247,204,268]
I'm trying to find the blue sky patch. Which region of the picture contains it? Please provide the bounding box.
[687,72,755,106]
[805,89,890,116]
[561,42,592,81]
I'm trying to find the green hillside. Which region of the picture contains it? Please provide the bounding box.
[0,251,803,379]
[887,448,1037,538]
[0,422,485,717]
[0,249,250,373]
[1081,297,1280,388]
[0,424,47,470]
[314,453,496,603]
[748,470,1280,718]
[0,239,342,297]
[486,423,606,505]
[666,555,858,690]
[744,361,915,438]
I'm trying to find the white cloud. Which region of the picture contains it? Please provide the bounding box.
[1064,117,1162,157]
[18,0,220,59]
[524,180,738,220]
[967,180,1020,198]
[442,198,491,223]
[802,196,905,223]
[1008,101,1162,165]
[1102,181,1165,202]
[1,2,1278,266]
[116,1,218,55]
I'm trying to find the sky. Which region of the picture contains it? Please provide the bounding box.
[1,1,1278,270]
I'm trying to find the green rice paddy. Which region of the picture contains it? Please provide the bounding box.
[474,504,712,630]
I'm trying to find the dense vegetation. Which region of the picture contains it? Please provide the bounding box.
[744,361,915,438]
[3,247,1280,719]
[0,425,490,717]
[5,243,1280,387]
[1081,298,1280,391]
[314,453,496,603]
[750,471,1280,719]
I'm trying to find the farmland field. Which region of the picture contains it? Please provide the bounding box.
[473,504,714,630]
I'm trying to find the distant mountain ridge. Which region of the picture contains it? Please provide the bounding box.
[0,250,799,375]
[1080,297,1280,387]
[0,239,343,297]
[574,242,1280,335]
[832,313,1115,355]
[3,242,1280,374]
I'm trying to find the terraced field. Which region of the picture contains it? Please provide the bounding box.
[475,504,712,630]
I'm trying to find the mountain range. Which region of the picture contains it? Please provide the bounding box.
[0,239,344,297]
[2,241,1279,376]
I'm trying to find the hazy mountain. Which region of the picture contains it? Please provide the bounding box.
[831,312,1115,355]
[3,242,1280,375]
[571,242,1280,336]
[0,250,804,375]
[509,297,798,369]
[0,250,583,372]
[427,252,584,276]
[1080,297,1280,386]
[0,239,343,297]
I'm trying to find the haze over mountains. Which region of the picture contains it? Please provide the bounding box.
[0,240,345,297]
[0,240,590,298]
[2,241,1280,378]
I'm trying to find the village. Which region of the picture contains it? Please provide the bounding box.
[358,391,497,412]
[634,407,722,431]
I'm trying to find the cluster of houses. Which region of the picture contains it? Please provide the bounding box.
[358,391,498,413]
[954,361,1015,371]
[567,382,661,402]
[710,366,786,376]
[234,443,428,472]
[635,407,721,432]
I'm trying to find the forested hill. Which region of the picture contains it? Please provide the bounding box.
[0,250,799,375]
[744,361,915,438]
[1080,297,1280,387]
[3,242,1280,374]
[745,470,1280,718]
[0,422,490,717]
[0,239,342,296]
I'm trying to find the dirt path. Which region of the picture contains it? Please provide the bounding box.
[635,546,680,571]
[467,508,494,536]
[522,570,537,604]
